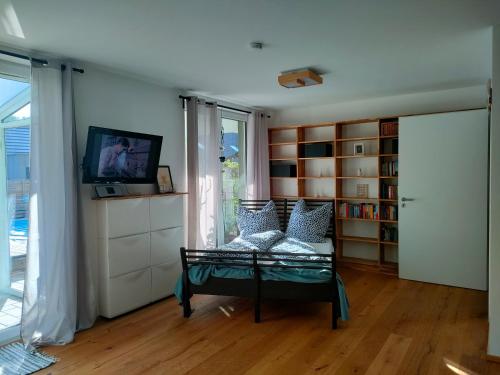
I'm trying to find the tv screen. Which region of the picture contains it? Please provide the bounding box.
[82,126,163,184]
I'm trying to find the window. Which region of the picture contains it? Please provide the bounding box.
[219,110,247,244]
[0,70,30,339]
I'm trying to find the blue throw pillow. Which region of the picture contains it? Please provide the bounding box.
[237,200,281,237]
[286,200,332,243]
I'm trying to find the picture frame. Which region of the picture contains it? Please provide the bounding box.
[353,142,365,156]
[157,165,174,193]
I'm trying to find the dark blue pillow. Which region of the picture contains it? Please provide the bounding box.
[237,200,281,238]
[286,200,332,243]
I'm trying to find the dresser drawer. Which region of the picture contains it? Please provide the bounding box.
[107,198,150,238]
[151,260,182,301]
[108,233,150,277]
[102,268,151,318]
[150,196,183,231]
[150,227,184,266]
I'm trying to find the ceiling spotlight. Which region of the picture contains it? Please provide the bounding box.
[278,69,323,89]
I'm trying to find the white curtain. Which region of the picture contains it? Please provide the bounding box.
[246,111,270,200]
[21,63,97,347]
[186,98,221,249]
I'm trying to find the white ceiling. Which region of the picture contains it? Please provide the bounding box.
[0,0,498,109]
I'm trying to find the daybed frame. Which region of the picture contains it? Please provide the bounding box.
[179,199,340,329]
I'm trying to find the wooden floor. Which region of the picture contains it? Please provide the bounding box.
[40,268,500,374]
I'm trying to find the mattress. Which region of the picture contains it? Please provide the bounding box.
[308,238,334,255]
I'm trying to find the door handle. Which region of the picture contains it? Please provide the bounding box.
[401,197,414,202]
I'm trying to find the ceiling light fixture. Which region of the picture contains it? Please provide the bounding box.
[278,69,323,89]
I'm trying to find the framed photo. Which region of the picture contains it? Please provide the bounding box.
[157,165,174,193]
[353,142,365,156]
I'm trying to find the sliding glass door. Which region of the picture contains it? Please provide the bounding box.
[0,63,30,339]
[219,110,247,244]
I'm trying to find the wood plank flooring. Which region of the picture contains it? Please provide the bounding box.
[39,268,500,374]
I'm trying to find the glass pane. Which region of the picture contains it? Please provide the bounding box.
[221,118,245,243]
[3,102,30,123]
[5,125,30,294]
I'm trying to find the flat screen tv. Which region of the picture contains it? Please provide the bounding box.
[82,126,163,184]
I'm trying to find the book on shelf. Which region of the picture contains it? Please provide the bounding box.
[381,160,398,176]
[380,205,398,221]
[339,202,379,220]
[381,121,399,136]
[381,183,398,200]
[381,225,398,242]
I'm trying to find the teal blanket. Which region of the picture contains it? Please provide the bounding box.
[174,263,349,320]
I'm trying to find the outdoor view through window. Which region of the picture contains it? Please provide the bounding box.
[221,117,246,244]
[0,75,30,337]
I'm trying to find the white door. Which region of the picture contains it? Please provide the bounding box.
[399,109,488,290]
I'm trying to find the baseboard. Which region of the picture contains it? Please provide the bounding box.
[486,354,500,363]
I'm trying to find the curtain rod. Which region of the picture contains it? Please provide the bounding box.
[179,95,252,115]
[0,49,84,73]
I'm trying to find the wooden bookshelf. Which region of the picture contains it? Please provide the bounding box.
[268,117,399,275]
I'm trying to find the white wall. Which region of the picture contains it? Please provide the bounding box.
[489,25,500,358]
[73,65,185,312]
[271,85,487,126]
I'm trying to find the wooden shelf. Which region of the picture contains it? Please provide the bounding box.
[298,176,335,179]
[298,157,335,160]
[337,176,378,179]
[338,235,378,244]
[380,241,399,246]
[337,196,378,201]
[298,139,334,144]
[336,217,378,222]
[300,196,335,200]
[336,154,378,159]
[269,142,296,146]
[269,116,399,276]
[336,136,378,142]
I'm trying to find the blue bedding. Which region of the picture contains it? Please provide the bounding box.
[174,235,349,320]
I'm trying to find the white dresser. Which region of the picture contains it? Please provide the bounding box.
[96,193,186,318]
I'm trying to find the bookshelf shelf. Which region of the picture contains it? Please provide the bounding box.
[268,117,399,276]
[336,136,378,142]
[337,196,378,201]
[337,176,378,179]
[338,235,379,244]
[298,157,335,160]
[269,142,296,146]
[336,154,378,159]
[298,139,334,144]
[299,176,335,179]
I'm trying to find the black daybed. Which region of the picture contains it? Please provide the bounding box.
[179,199,344,329]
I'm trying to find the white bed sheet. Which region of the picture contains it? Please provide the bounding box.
[307,238,334,254]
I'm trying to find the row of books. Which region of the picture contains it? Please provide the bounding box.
[381,160,398,176]
[380,205,398,221]
[381,184,398,200]
[339,203,379,220]
[381,122,398,136]
[381,226,398,242]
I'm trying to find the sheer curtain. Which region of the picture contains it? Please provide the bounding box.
[21,63,96,347]
[246,111,270,200]
[186,98,221,249]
